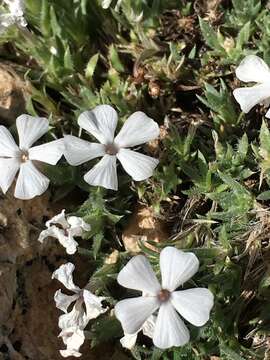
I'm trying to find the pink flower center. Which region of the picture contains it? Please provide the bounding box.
[105,143,119,155]
[158,289,171,302]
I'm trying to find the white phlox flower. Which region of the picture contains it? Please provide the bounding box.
[38,210,91,255]
[0,0,27,31]
[233,55,270,118]
[52,263,107,357]
[115,247,214,350]
[64,105,160,191]
[0,114,64,200]
[120,315,156,350]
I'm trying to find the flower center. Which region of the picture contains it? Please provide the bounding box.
[158,289,171,303]
[105,143,119,155]
[20,150,29,163]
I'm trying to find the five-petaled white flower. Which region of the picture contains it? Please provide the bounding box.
[64,105,159,191]
[0,0,27,31]
[233,55,270,118]
[115,247,214,349]
[0,114,64,200]
[52,263,107,358]
[38,210,91,255]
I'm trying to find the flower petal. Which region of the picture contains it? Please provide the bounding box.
[46,209,69,229]
[83,289,107,320]
[59,327,84,358]
[117,148,158,181]
[153,302,190,349]
[38,225,79,255]
[171,288,214,327]
[233,84,270,113]
[14,161,49,200]
[266,108,270,118]
[78,105,118,144]
[54,289,79,313]
[114,111,159,148]
[28,139,64,165]
[235,55,270,83]
[0,158,20,194]
[58,301,87,330]
[142,315,156,338]
[84,155,118,190]
[52,263,81,293]
[0,126,20,157]
[67,216,91,234]
[115,296,159,335]
[64,135,105,165]
[160,247,199,292]
[120,333,138,350]
[16,115,49,150]
[117,255,161,295]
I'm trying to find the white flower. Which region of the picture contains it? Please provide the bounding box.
[0,0,27,31]
[233,55,270,118]
[52,263,107,357]
[120,315,156,350]
[0,114,64,200]
[38,210,91,255]
[64,105,159,191]
[115,247,214,350]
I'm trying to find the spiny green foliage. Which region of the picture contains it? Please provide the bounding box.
[1,0,270,359]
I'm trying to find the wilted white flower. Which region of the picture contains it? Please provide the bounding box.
[64,105,159,191]
[0,0,27,31]
[233,55,270,118]
[120,315,156,350]
[52,263,107,357]
[0,115,64,200]
[38,210,91,254]
[115,247,214,349]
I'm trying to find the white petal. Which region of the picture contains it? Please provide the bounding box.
[46,209,69,229]
[160,247,199,292]
[16,115,49,150]
[0,158,20,194]
[233,84,270,113]
[58,301,87,330]
[117,148,158,181]
[52,263,81,293]
[59,327,84,358]
[67,216,91,234]
[171,288,214,327]
[235,55,270,83]
[64,135,105,166]
[120,333,138,350]
[115,296,159,335]
[78,105,118,144]
[265,107,270,118]
[84,155,118,190]
[38,224,78,254]
[0,126,20,157]
[83,289,107,320]
[0,13,16,27]
[14,161,49,200]
[153,302,190,349]
[117,255,161,295]
[142,314,156,338]
[28,139,64,165]
[114,112,159,148]
[54,289,79,313]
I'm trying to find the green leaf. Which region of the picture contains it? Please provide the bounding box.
[199,17,224,52]
[85,53,99,80]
